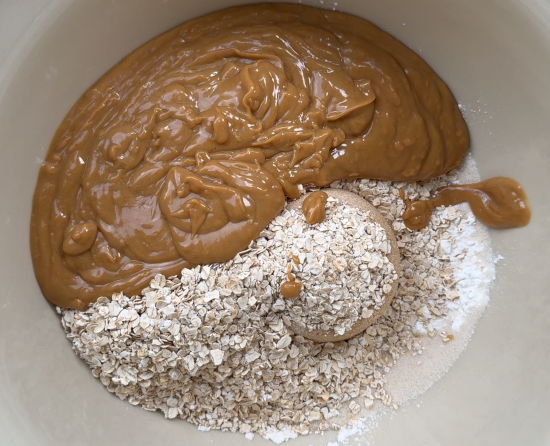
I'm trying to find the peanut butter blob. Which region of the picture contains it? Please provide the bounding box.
[302,191,329,225]
[403,177,531,230]
[280,266,303,300]
[30,4,524,310]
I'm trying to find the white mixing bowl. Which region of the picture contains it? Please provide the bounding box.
[1,1,549,445]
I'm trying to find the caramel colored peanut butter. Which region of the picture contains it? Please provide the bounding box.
[279,264,304,299]
[30,4,523,310]
[302,191,329,224]
[403,177,531,230]
[281,259,303,299]
[280,279,303,300]
[280,281,303,299]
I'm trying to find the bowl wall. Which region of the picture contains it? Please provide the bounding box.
[0,1,549,445]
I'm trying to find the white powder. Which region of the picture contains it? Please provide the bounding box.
[446,211,493,332]
[263,427,298,444]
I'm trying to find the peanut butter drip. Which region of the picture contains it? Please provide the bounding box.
[31,4,472,309]
[403,177,531,230]
[280,281,303,299]
[302,191,329,224]
[281,267,302,299]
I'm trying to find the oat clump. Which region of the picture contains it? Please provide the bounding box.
[275,197,397,336]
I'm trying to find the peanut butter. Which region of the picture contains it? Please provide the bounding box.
[30,4,524,310]
[302,191,329,225]
[403,177,531,230]
[280,281,303,301]
[280,262,303,300]
[280,263,303,300]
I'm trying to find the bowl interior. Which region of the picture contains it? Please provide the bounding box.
[0,0,549,445]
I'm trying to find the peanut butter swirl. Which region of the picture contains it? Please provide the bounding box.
[31,4,472,309]
[403,177,531,230]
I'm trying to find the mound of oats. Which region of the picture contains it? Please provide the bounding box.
[274,197,397,336]
[60,170,465,439]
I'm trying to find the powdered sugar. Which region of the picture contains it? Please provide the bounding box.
[446,211,493,331]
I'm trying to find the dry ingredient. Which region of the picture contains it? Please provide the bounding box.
[275,197,397,336]
[59,157,494,442]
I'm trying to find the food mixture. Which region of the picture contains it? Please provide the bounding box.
[30,2,531,443]
[59,160,494,441]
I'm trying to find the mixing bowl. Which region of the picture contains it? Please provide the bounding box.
[1,0,549,445]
